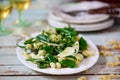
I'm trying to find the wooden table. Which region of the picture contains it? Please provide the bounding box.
[0,0,120,80]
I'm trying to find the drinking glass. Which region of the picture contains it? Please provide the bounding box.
[0,0,12,36]
[12,0,31,27]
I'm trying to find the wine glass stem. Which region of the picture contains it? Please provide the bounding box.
[19,11,24,23]
[0,19,6,32]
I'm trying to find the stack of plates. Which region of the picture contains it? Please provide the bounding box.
[48,1,114,31]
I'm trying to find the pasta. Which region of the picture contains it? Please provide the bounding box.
[18,27,94,69]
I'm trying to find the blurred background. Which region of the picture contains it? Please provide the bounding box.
[2,0,120,36]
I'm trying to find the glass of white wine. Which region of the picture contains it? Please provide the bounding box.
[12,0,31,27]
[0,0,12,36]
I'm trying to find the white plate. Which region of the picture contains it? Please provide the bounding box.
[48,17,114,31]
[61,1,109,12]
[49,12,110,24]
[50,1,110,24]
[16,33,99,75]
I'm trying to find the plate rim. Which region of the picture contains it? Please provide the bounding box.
[48,17,114,31]
[49,12,110,24]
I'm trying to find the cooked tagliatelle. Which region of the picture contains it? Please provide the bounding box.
[18,26,94,69]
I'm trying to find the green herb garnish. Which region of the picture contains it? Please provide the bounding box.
[60,59,76,68]
[36,34,50,42]
[79,37,88,51]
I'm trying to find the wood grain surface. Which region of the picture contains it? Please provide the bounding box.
[0,0,120,80]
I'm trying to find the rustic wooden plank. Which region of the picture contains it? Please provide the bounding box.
[0,56,22,65]
[0,76,97,80]
[0,36,19,47]
[0,75,120,80]
[0,51,120,65]
[0,76,78,80]
[0,65,120,76]
[0,76,75,80]
[0,55,110,65]
[82,33,120,45]
[0,48,16,56]
[0,25,120,47]
[0,45,120,55]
